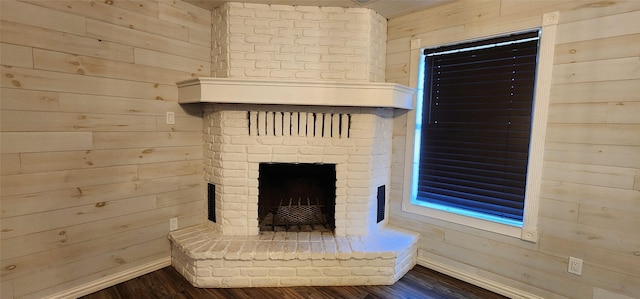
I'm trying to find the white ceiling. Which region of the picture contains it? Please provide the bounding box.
[184,0,453,19]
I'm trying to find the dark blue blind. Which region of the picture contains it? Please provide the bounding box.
[417,30,540,222]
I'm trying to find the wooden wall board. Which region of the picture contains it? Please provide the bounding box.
[545,123,640,146]
[1,67,178,101]
[0,42,33,68]
[0,20,134,63]
[56,93,196,116]
[419,232,592,299]
[0,194,157,240]
[555,10,640,44]
[0,132,93,154]
[544,142,640,169]
[549,79,640,104]
[106,0,160,18]
[547,102,640,124]
[540,180,640,211]
[0,153,20,175]
[158,1,212,30]
[1,200,201,263]
[387,0,500,41]
[22,0,190,42]
[138,160,203,180]
[0,165,138,198]
[63,201,203,247]
[0,88,60,112]
[0,110,158,132]
[0,175,194,218]
[32,49,199,85]
[11,238,169,297]
[155,187,202,208]
[86,19,210,61]
[578,203,640,233]
[537,197,579,223]
[542,161,636,189]
[1,229,68,261]
[157,1,212,47]
[554,33,640,64]
[2,234,109,281]
[18,146,202,173]
[92,132,202,149]
[156,114,205,132]
[539,234,640,279]
[552,57,640,84]
[538,217,640,259]
[134,48,210,76]
[0,1,86,36]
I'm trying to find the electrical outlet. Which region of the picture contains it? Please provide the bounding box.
[166,111,175,125]
[169,217,178,231]
[568,256,583,275]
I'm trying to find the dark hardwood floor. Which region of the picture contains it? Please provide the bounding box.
[81,265,507,299]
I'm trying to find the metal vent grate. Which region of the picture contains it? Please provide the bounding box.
[377,185,385,223]
[207,183,216,223]
[247,111,351,138]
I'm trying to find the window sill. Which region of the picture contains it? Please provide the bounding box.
[402,198,526,240]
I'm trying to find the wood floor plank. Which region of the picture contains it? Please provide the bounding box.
[80,265,507,299]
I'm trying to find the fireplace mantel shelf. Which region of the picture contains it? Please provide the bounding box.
[177,78,415,109]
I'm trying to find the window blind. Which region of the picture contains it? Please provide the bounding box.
[417,30,540,222]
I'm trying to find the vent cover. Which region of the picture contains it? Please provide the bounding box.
[377,185,385,223]
[207,183,216,223]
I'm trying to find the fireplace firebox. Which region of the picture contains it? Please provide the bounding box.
[258,163,336,232]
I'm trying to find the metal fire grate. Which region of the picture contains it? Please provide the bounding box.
[274,198,326,226]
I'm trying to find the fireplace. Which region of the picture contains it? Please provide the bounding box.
[168,78,418,288]
[258,163,336,232]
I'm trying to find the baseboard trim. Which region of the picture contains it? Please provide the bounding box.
[417,257,543,299]
[44,257,171,299]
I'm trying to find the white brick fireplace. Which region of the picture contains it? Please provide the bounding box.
[168,2,419,288]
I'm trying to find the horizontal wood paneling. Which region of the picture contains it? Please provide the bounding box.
[22,0,189,41]
[0,20,134,63]
[388,1,640,298]
[32,48,199,85]
[0,1,209,298]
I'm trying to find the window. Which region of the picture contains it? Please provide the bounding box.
[412,31,540,227]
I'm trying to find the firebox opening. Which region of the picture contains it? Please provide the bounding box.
[258,163,336,232]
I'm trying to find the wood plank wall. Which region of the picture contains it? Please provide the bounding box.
[387,1,640,298]
[0,1,210,298]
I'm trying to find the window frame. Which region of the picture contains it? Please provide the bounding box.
[401,13,559,241]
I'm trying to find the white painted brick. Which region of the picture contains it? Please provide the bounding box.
[245,69,270,77]
[253,259,283,267]
[296,6,321,13]
[270,19,294,28]
[295,54,320,62]
[281,11,303,20]
[279,277,311,286]
[269,267,296,277]
[320,72,344,80]
[254,27,278,35]
[303,29,328,37]
[256,61,280,69]
[280,62,304,70]
[294,20,318,28]
[224,260,254,268]
[311,259,341,267]
[211,268,240,277]
[323,267,352,276]
[320,7,345,13]
[245,53,271,61]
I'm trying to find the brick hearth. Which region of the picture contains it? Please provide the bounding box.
[170,225,418,287]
